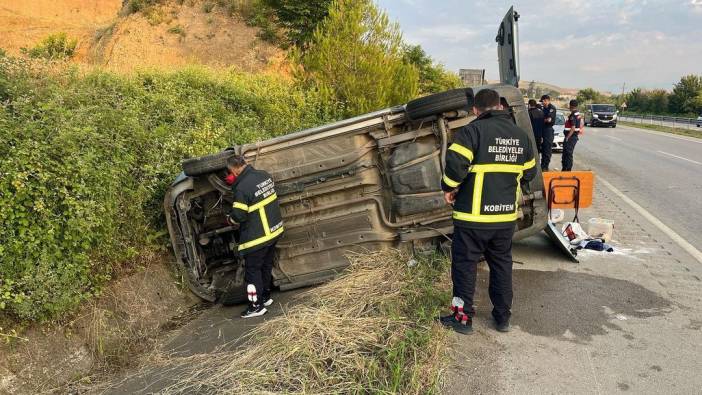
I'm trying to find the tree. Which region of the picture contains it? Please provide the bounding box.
[402,44,460,94]
[263,0,332,48]
[647,89,669,114]
[300,0,419,116]
[576,88,609,104]
[626,88,649,113]
[669,74,702,114]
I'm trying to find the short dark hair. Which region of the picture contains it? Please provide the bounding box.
[474,89,500,111]
[540,94,551,101]
[569,99,579,108]
[528,99,537,107]
[226,154,246,169]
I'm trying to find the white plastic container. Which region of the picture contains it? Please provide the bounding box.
[587,218,615,242]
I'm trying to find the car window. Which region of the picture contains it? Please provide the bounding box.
[592,104,616,112]
[555,113,565,125]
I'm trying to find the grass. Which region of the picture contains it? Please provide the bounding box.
[153,249,451,394]
[620,121,702,139]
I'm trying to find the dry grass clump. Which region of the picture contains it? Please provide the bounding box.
[159,249,449,394]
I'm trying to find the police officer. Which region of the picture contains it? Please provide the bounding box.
[226,155,284,318]
[439,89,537,334]
[540,94,557,171]
[562,99,582,171]
[528,99,544,153]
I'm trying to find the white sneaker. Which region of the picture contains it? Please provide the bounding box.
[262,297,274,307]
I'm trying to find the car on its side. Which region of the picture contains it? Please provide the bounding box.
[696,113,701,127]
[552,111,566,152]
[163,7,549,303]
[585,103,618,127]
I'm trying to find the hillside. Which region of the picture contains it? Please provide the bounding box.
[0,0,282,72]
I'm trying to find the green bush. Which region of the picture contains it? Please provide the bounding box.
[0,57,341,321]
[26,33,78,60]
[300,0,419,116]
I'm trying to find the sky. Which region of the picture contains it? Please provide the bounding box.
[376,0,702,93]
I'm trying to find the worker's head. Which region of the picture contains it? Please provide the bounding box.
[569,99,578,111]
[226,154,247,176]
[540,94,551,106]
[528,99,537,108]
[473,89,502,116]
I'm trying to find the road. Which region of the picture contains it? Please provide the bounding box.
[576,123,702,247]
[445,126,702,393]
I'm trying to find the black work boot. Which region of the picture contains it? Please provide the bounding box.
[439,313,473,335]
[495,318,511,333]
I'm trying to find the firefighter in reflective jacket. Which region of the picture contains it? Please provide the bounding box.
[439,89,537,334]
[226,155,284,318]
[562,99,582,171]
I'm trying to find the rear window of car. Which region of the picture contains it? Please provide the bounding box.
[592,105,616,112]
[555,113,565,125]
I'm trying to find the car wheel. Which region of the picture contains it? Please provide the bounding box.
[611,124,616,128]
[406,89,470,120]
[182,148,236,176]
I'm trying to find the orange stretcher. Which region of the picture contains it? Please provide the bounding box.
[542,171,595,222]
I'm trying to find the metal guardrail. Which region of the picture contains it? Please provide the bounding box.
[619,114,701,131]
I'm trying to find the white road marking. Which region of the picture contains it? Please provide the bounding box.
[656,150,702,165]
[598,176,702,265]
[619,123,702,144]
[603,135,622,141]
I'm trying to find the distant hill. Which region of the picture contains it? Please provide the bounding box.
[0,0,283,73]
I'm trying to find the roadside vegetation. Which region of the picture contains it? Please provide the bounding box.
[619,121,701,139]
[0,56,340,321]
[575,74,702,117]
[0,0,458,323]
[157,250,450,394]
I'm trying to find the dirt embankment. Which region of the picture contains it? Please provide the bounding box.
[0,0,283,73]
[0,254,200,394]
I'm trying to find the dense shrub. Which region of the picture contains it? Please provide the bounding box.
[0,57,340,320]
[26,33,77,60]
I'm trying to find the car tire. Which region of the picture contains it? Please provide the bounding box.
[182,149,236,176]
[406,89,470,120]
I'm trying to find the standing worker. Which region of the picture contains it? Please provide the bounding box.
[528,99,544,153]
[540,94,557,171]
[439,89,537,334]
[562,99,583,171]
[226,155,284,318]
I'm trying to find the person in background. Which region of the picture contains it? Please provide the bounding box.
[540,94,557,171]
[226,155,284,318]
[562,99,583,171]
[439,89,537,335]
[528,99,544,153]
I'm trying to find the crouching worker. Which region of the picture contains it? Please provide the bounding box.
[439,89,537,334]
[226,155,284,318]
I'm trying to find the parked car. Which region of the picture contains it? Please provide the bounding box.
[163,7,548,303]
[552,111,566,152]
[696,113,701,127]
[585,104,617,127]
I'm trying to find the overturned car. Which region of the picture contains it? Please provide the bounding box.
[164,7,546,303]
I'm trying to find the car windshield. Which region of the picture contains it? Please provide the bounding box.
[555,113,565,125]
[592,104,616,113]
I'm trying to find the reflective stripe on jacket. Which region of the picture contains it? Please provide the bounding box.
[441,110,537,229]
[229,165,284,254]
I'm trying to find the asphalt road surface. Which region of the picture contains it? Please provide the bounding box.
[575,123,702,247]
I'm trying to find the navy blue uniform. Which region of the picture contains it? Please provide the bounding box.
[562,110,583,171]
[528,107,544,152]
[541,103,557,170]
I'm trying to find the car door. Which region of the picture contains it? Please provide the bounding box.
[496,6,520,87]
